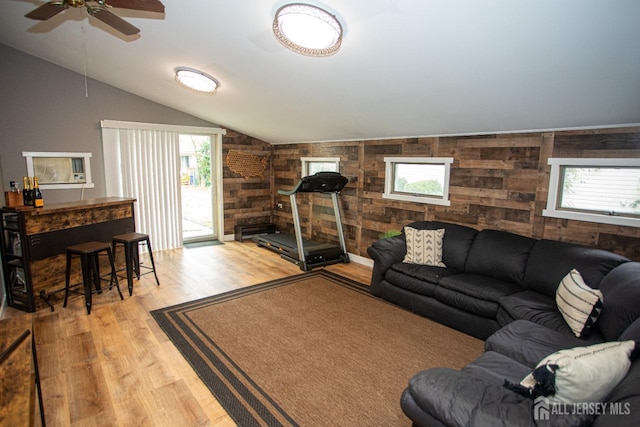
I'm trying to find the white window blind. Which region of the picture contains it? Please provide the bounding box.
[544,158,640,227]
[559,167,640,215]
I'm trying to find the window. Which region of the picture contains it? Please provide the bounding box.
[180,155,190,170]
[23,151,94,189]
[543,158,640,227]
[383,157,453,206]
[301,157,340,177]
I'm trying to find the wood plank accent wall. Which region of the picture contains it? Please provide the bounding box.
[222,130,273,235]
[265,127,640,261]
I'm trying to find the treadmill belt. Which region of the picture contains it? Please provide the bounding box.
[254,233,341,257]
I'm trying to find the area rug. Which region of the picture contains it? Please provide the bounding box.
[151,270,484,426]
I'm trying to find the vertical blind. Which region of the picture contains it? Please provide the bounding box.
[101,123,182,251]
[101,120,226,250]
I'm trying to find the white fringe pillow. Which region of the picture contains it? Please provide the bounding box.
[519,340,635,404]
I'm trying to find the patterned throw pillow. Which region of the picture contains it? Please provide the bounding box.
[514,340,636,404]
[402,227,446,267]
[556,269,603,337]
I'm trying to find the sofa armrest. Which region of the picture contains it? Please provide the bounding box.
[367,235,406,292]
[404,368,534,427]
[404,367,593,427]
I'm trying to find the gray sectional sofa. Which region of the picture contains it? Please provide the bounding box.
[367,220,640,426]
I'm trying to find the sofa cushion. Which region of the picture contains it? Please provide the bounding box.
[497,290,574,334]
[518,341,636,404]
[434,287,498,318]
[485,319,604,368]
[436,274,522,318]
[405,221,478,271]
[463,351,532,384]
[597,262,640,341]
[524,239,629,299]
[385,268,439,297]
[390,262,461,284]
[556,269,604,338]
[402,227,446,266]
[464,229,536,285]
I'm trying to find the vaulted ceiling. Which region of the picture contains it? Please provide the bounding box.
[1,0,639,144]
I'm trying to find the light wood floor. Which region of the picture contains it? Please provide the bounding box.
[2,241,372,426]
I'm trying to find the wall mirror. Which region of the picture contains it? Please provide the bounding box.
[22,151,94,189]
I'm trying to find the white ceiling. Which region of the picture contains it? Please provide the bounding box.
[1,0,639,144]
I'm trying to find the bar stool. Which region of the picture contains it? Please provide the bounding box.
[64,241,123,314]
[112,232,160,296]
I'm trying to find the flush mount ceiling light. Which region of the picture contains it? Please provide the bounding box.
[175,67,219,94]
[273,3,343,57]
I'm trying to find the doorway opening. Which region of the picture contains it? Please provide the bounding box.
[179,134,216,243]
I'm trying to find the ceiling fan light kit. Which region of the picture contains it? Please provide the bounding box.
[24,0,165,36]
[273,3,343,57]
[174,67,219,94]
[22,1,344,96]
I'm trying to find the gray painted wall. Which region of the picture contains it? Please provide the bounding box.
[0,43,222,312]
[0,43,218,203]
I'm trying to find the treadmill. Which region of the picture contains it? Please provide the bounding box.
[254,171,350,271]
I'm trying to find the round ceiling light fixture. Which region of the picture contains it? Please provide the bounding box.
[273,3,343,57]
[175,67,220,94]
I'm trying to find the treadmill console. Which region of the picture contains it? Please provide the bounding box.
[283,172,348,195]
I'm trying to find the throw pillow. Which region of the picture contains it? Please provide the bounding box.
[508,340,636,404]
[402,227,446,267]
[556,269,603,337]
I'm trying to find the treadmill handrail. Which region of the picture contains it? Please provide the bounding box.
[278,172,348,196]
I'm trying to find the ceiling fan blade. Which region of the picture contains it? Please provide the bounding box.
[25,2,68,20]
[104,0,165,13]
[87,7,140,35]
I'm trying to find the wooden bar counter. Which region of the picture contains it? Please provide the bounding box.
[1,197,136,312]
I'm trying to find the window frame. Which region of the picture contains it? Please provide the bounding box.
[22,151,94,189]
[543,157,640,227]
[300,157,340,177]
[383,157,453,206]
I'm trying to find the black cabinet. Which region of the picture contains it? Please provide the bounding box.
[0,210,35,311]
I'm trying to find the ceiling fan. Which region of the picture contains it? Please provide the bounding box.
[24,0,165,36]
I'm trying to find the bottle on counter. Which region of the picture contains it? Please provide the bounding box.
[4,180,22,207]
[22,176,32,206]
[33,177,44,208]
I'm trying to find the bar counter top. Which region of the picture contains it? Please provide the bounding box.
[4,197,136,216]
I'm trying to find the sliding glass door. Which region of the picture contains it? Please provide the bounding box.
[102,121,226,250]
[179,134,216,242]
